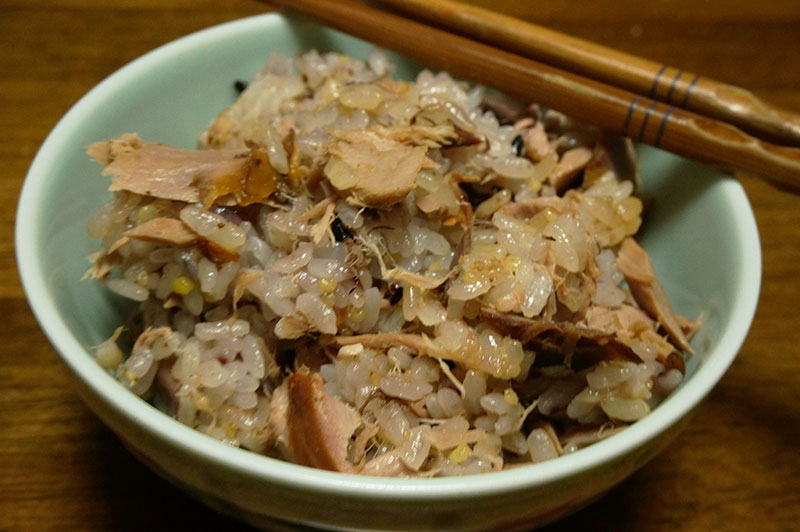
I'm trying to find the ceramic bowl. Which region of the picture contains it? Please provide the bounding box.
[16,13,761,532]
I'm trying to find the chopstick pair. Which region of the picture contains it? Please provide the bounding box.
[374,0,800,148]
[263,0,800,192]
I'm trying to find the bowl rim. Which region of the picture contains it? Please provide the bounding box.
[15,12,762,500]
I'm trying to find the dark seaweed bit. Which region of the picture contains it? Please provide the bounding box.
[331,217,353,242]
[275,348,296,371]
[512,134,524,156]
[388,285,403,305]
[234,80,248,94]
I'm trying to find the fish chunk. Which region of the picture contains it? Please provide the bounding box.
[325,129,434,208]
[287,369,363,473]
[523,122,553,162]
[549,146,593,193]
[616,238,693,352]
[123,217,197,246]
[89,134,280,207]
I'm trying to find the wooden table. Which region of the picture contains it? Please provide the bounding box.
[2,1,798,530]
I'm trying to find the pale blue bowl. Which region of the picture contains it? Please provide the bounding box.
[16,13,761,532]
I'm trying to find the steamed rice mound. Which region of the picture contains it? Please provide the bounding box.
[87,50,699,477]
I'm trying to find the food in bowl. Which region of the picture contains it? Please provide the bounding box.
[86,49,700,477]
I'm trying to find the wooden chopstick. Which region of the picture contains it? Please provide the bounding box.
[371,0,800,149]
[262,0,800,193]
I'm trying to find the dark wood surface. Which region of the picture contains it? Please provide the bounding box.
[2,1,798,530]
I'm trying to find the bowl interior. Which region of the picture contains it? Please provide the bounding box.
[16,12,760,497]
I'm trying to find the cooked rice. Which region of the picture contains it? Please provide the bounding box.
[86,50,698,477]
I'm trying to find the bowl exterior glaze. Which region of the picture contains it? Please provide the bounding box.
[74,366,694,531]
[16,13,760,532]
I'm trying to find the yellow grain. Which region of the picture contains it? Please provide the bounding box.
[448,443,471,464]
[503,387,519,406]
[171,276,195,295]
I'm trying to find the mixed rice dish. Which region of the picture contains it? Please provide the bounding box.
[87,50,700,477]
